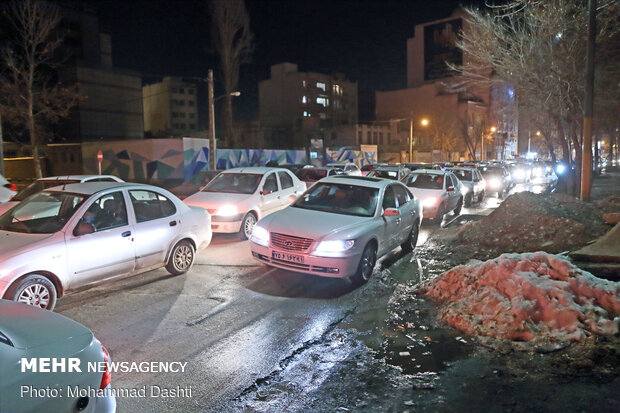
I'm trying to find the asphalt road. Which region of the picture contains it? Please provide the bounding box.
[55,185,532,412]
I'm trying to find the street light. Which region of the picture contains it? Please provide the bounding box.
[208,69,241,169]
[409,117,429,163]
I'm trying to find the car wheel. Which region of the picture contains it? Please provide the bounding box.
[352,242,377,284]
[464,193,473,208]
[6,275,57,311]
[432,204,445,224]
[477,191,485,203]
[454,197,463,215]
[165,240,195,275]
[401,221,419,253]
[239,212,257,240]
[498,190,504,199]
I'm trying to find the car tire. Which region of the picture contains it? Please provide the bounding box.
[238,212,257,240]
[464,193,473,208]
[432,204,445,225]
[351,242,377,284]
[6,274,57,311]
[401,221,420,253]
[477,191,485,203]
[165,240,195,275]
[454,197,463,215]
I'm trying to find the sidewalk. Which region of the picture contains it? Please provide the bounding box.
[591,169,620,201]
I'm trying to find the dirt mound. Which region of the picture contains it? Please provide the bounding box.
[594,195,620,214]
[417,252,620,351]
[458,192,608,255]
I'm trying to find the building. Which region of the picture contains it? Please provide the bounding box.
[376,8,518,161]
[259,63,358,149]
[143,77,200,138]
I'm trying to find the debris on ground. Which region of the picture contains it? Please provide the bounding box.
[457,192,609,258]
[594,195,620,214]
[416,252,620,352]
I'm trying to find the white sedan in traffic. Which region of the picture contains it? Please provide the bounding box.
[0,182,212,311]
[250,176,422,283]
[403,169,464,223]
[183,167,306,240]
[0,300,115,412]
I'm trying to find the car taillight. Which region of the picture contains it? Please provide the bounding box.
[99,345,111,389]
[3,183,17,192]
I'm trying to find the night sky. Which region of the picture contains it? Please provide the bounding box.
[93,0,482,120]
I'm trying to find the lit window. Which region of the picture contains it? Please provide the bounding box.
[303,111,311,117]
[316,82,326,91]
[302,80,306,87]
[316,97,329,107]
[333,84,342,95]
[302,96,307,103]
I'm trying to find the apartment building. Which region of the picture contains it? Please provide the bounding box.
[143,77,200,138]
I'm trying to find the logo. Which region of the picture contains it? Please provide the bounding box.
[284,241,293,247]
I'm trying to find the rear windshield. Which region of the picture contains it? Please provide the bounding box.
[297,169,327,181]
[370,170,399,180]
[450,169,473,181]
[13,180,80,202]
[406,174,444,190]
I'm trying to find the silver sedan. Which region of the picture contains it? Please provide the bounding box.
[250,176,422,283]
[0,182,212,311]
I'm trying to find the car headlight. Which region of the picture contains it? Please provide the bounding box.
[488,178,501,188]
[514,169,525,179]
[215,205,238,216]
[556,164,566,174]
[250,225,269,247]
[533,167,542,177]
[422,197,438,207]
[315,240,355,255]
[460,186,469,196]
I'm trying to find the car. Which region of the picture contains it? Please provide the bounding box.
[249,175,422,283]
[0,300,116,412]
[447,167,486,206]
[508,162,532,183]
[296,167,345,188]
[479,165,511,198]
[0,182,211,311]
[367,166,411,181]
[401,162,434,171]
[326,162,362,176]
[279,164,313,174]
[360,163,388,176]
[183,167,306,240]
[0,174,18,203]
[402,169,464,223]
[0,175,124,216]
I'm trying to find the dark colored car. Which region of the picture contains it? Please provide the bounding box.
[480,166,511,198]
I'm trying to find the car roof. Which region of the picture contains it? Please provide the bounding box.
[320,175,397,188]
[38,175,123,182]
[447,167,476,172]
[43,182,166,196]
[374,166,407,171]
[410,169,447,175]
[220,167,288,174]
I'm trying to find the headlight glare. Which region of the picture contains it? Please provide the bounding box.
[216,205,238,216]
[422,197,438,207]
[315,240,355,254]
[250,225,269,247]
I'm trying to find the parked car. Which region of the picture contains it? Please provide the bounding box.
[480,165,511,198]
[0,175,124,216]
[296,167,345,188]
[0,300,116,412]
[508,162,532,184]
[280,164,313,175]
[361,163,388,176]
[0,175,18,203]
[0,182,211,311]
[402,162,434,171]
[367,166,411,181]
[184,167,306,240]
[326,162,362,176]
[249,175,422,283]
[403,169,464,223]
[447,167,486,206]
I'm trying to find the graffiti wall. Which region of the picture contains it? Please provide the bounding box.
[325,146,377,167]
[214,149,306,169]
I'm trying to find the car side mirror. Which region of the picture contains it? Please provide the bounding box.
[447,186,455,192]
[261,188,272,195]
[383,208,400,217]
[74,221,95,236]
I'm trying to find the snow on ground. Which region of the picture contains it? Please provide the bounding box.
[417,252,620,351]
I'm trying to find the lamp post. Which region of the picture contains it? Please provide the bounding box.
[207,69,240,170]
[409,117,429,163]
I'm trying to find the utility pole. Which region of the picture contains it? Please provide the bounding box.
[409,117,414,163]
[208,69,216,170]
[580,0,596,200]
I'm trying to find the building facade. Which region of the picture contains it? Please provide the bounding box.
[259,63,358,149]
[143,77,200,138]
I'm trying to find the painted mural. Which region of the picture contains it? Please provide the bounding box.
[214,149,306,169]
[325,147,377,167]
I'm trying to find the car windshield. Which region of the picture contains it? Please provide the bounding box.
[293,183,378,217]
[369,170,399,180]
[450,169,473,181]
[406,174,444,190]
[13,180,80,202]
[297,169,327,181]
[0,191,88,234]
[202,173,262,194]
[481,167,503,177]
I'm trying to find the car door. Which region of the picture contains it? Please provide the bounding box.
[379,185,401,254]
[445,174,458,210]
[277,171,297,208]
[393,184,415,243]
[65,190,135,289]
[129,189,181,271]
[259,172,281,217]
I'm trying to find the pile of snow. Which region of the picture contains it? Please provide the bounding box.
[458,192,608,256]
[417,252,620,351]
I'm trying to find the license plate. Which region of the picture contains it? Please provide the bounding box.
[272,251,304,263]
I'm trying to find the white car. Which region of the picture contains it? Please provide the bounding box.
[183,167,306,240]
[250,176,422,283]
[327,163,362,176]
[0,174,18,203]
[447,167,486,206]
[0,300,116,412]
[403,169,464,223]
[0,175,124,216]
[0,182,212,311]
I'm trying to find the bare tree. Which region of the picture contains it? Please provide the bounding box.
[209,0,254,148]
[0,0,81,178]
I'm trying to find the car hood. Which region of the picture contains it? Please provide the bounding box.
[0,300,93,350]
[407,187,445,200]
[0,201,18,216]
[259,206,369,240]
[0,231,54,256]
[184,191,252,211]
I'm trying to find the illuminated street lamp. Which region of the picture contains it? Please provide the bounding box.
[409,117,429,163]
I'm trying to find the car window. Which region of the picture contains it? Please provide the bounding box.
[87,178,119,183]
[446,175,454,188]
[293,183,378,217]
[76,191,128,233]
[382,186,397,209]
[263,173,279,193]
[393,185,410,207]
[278,171,294,189]
[129,190,176,223]
[406,174,444,190]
